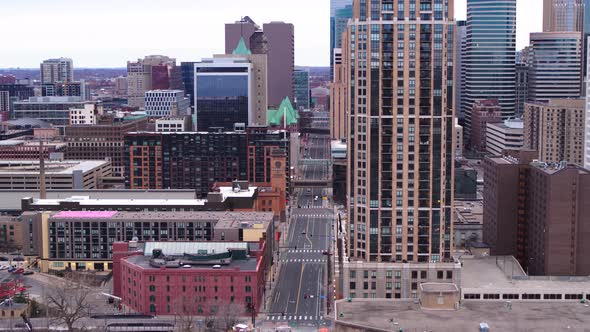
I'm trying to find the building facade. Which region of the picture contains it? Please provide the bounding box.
[469,99,502,152]
[42,81,89,101]
[524,99,585,166]
[144,90,189,118]
[126,55,179,109]
[543,0,585,33]
[40,58,73,84]
[69,103,100,125]
[330,47,347,141]
[64,116,148,176]
[463,0,516,140]
[484,150,590,276]
[515,63,529,117]
[0,160,112,190]
[330,0,353,78]
[113,241,268,315]
[486,118,524,156]
[294,69,310,110]
[155,116,192,132]
[455,20,466,120]
[225,18,294,107]
[124,129,289,197]
[194,58,251,131]
[345,0,455,267]
[529,32,582,102]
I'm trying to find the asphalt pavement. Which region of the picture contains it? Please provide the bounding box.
[264,133,334,330]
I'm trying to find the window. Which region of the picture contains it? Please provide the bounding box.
[363,282,369,290]
[386,282,392,290]
[350,271,356,279]
[395,282,401,290]
[543,294,562,300]
[411,271,417,279]
[371,271,377,279]
[463,293,481,299]
[446,271,453,279]
[421,271,427,279]
[149,295,156,302]
[245,286,252,292]
[386,271,392,279]
[565,294,583,300]
[411,282,417,290]
[350,282,356,290]
[363,270,369,278]
[483,294,500,299]
[149,304,156,313]
[437,271,443,279]
[371,282,376,290]
[149,285,156,292]
[522,293,541,300]
[502,294,519,300]
[395,271,401,278]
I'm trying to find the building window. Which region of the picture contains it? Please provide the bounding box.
[421,271,427,279]
[245,286,252,292]
[350,282,356,290]
[437,271,443,279]
[386,271,392,279]
[395,282,401,290]
[149,285,156,292]
[149,304,156,313]
[149,295,156,302]
[411,271,418,279]
[446,271,452,279]
[350,270,356,279]
[386,282,392,290]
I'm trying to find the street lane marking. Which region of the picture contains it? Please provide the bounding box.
[294,263,305,313]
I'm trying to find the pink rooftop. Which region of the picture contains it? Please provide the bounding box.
[53,211,118,219]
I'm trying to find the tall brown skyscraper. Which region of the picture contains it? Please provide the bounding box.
[543,0,585,32]
[345,0,456,264]
[225,17,294,108]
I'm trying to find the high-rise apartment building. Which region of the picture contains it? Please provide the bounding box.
[144,90,189,118]
[42,81,90,101]
[194,58,252,131]
[543,0,584,33]
[40,58,74,84]
[126,55,179,109]
[529,32,582,102]
[463,0,516,140]
[0,92,8,114]
[484,150,590,276]
[330,0,353,78]
[180,62,197,108]
[294,68,310,110]
[586,37,590,168]
[524,99,585,166]
[345,0,455,265]
[225,18,294,107]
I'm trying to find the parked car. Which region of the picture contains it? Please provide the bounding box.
[7,267,16,273]
[22,271,33,276]
[0,266,8,271]
[12,268,24,274]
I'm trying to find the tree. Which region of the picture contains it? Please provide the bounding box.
[45,272,95,331]
[173,296,211,332]
[215,302,244,332]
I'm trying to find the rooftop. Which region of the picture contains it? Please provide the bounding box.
[49,210,274,222]
[461,256,590,292]
[124,253,259,271]
[0,159,109,175]
[30,196,207,207]
[335,300,590,332]
[454,201,483,224]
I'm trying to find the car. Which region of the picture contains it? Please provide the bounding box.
[7,267,16,273]
[0,266,8,271]
[12,268,24,274]
[297,205,301,208]
[212,265,221,269]
[322,251,329,255]
[314,196,319,201]
[22,271,33,276]
[301,231,306,235]
[306,189,311,193]
[182,265,191,268]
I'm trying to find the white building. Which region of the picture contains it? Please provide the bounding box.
[69,103,102,125]
[486,118,524,156]
[455,118,463,158]
[144,90,189,118]
[155,116,192,132]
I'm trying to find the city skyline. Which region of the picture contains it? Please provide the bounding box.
[0,0,540,68]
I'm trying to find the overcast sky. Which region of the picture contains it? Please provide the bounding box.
[0,0,541,68]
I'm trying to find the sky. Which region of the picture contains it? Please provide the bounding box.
[0,0,541,68]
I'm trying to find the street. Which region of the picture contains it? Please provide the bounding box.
[264,133,334,330]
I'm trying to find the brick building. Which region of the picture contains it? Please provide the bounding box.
[21,210,274,273]
[113,241,268,316]
[470,99,502,152]
[483,150,590,275]
[0,140,66,160]
[65,115,148,176]
[124,128,290,197]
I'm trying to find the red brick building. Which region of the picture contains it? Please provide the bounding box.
[470,99,502,152]
[113,240,268,316]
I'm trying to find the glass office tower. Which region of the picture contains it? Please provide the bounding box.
[463,0,516,140]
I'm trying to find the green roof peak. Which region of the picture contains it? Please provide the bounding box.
[232,37,252,55]
[267,96,299,126]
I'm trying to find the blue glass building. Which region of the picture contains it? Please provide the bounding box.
[463,0,516,140]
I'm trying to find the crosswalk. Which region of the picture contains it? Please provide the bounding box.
[295,214,332,218]
[266,315,322,321]
[287,249,324,254]
[282,258,326,263]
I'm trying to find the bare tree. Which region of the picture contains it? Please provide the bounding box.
[173,296,214,332]
[45,272,95,331]
[215,302,245,332]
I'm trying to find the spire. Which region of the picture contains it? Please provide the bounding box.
[233,37,252,55]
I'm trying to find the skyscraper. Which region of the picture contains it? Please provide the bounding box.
[455,20,466,121]
[529,32,582,102]
[293,68,310,110]
[126,55,179,109]
[40,58,73,84]
[345,0,455,265]
[330,0,353,78]
[543,0,584,33]
[225,18,294,108]
[463,0,516,140]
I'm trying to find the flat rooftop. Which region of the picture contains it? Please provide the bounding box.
[0,159,109,174]
[461,256,590,292]
[335,300,590,332]
[454,201,483,224]
[124,254,259,271]
[217,186,257,199]
[49,210,274,222]
[32,196,207,207]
